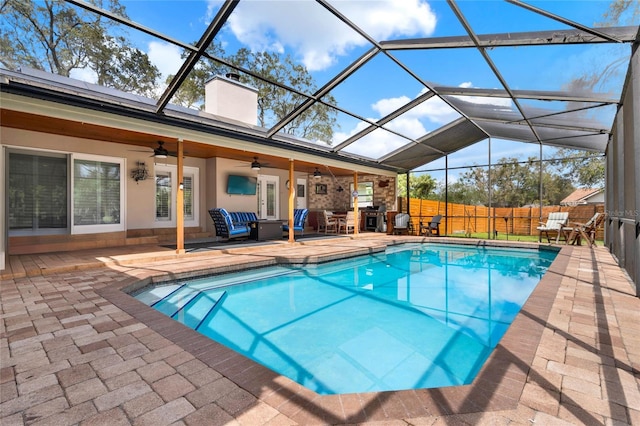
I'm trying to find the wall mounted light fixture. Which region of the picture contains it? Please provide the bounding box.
[130,161,149,182]
[313,167,322,179]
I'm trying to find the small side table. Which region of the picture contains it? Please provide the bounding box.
[249,220,283,241]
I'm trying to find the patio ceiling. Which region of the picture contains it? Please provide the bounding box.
[2,0,639,175]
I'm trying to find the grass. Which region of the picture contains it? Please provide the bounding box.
[443,232,603,245]
[445,232,540,242]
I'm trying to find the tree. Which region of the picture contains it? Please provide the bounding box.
[562,0,637,96]
[599,0,640,26]
[551,0,635,188]
[439,167,489,205]
[168,41,227,109]
[0,0,161,96]
[549,148,605,188]
[170,46,338,144]
[432,157,574,207]
[437,178,486,205]
[397,173,436,199]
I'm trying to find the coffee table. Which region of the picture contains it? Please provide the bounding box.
[249,220,284,241]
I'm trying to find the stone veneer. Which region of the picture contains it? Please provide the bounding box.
[308,174,396,212]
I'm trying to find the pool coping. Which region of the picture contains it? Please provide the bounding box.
[97,238,569,423]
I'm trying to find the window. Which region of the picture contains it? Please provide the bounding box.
[72,155,125,234]
[350,182,374,207]
[8,151,68,234]
[155,165,199,227]
[155,170,172,222]
[8,150,124,235]
[183,175,194,221]
[74,159,121,225]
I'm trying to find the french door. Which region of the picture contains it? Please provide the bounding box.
[257,175,279,220]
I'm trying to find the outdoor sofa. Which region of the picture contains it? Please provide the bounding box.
[208,208,252,240]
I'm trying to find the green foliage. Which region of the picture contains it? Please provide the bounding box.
[0,0,161,96]
[170,45,338,144]
[397,173,436,199]
[549,148,605,188]
[428,156,576,207]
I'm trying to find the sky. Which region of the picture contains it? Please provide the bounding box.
[74,0,631,179]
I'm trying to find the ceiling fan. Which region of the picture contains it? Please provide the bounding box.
[130,141,178,158]
[250,156,261,170]
[235,156,268,170]
[151,141,174,158]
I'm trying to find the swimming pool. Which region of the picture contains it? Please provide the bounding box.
[134,243,557,394]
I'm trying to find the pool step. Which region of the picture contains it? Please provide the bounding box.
[152,285,200,317]
[149,284,228,324]
[173,290,227,329]
[195,291,228,330]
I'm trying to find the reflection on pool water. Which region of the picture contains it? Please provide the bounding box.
[134,243,557,395]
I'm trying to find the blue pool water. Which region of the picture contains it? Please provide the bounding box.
[134,243,556,394]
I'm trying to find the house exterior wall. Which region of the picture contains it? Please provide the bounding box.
[586,192,605,204]
[206,158,309,234]
[307,174,396,212]
[1,127,208,249]
[1,124,380,254]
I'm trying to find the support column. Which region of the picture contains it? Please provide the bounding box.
[539,142,543,229]
[176,139,185,254]
[488,138,492,239]
[445,155,449,236]
[353,171,359,234]
[0,145,5,271]
[288,160,295,243]
[405,172,410,213]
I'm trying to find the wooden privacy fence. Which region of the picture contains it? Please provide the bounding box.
[398,197,605,239]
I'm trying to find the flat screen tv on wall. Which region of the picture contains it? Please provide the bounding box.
[227,175,257,195]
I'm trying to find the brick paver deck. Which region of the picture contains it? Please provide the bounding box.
[1,235,639,425]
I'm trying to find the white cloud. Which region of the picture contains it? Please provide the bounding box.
[69,67,98,84]
[218,0,436,72]
[453,82,512,107]
[341,127,412,159]
[147,41,183,80]
[372,95,411,116]
[337,80,530,160]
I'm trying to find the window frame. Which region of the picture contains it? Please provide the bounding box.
[6,148,70,236]
[71,153,125,235]
[350,181,374,208]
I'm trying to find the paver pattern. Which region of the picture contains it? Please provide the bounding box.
[1,235,639,425]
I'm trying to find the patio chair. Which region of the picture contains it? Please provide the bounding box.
[338,211,357,234]
[208,208,250,240]
[322,210,338,233]
[393,213,412,235]
[283,208,309,235]
[566,212,605,247]
[537,211,569,243]
[420,214,442,236]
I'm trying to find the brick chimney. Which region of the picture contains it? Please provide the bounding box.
[204,73,258,125]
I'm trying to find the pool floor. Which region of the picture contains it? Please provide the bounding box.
[135,243,556,394]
